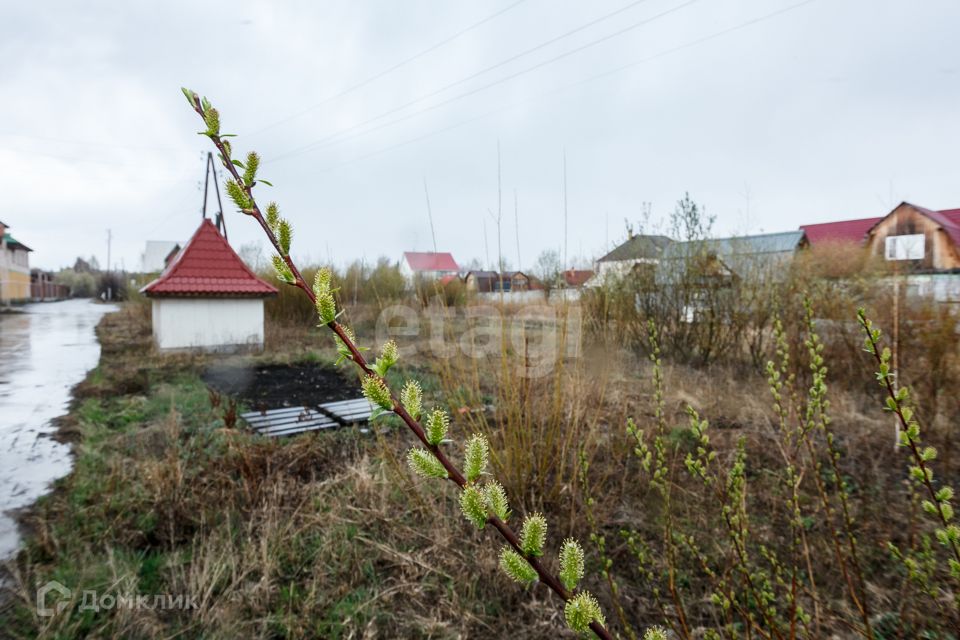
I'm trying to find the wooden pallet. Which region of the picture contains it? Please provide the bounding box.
[240,397,378,438]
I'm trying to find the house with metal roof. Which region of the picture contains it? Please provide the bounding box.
[593,234,673,283]
[861,203,960,271]
[596,230,806,286]
[140,219,277,351]
[400,251,460,283]
[0,220,33,303]
[799,203,960,262]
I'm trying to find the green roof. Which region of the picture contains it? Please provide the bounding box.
[4,232,32,252]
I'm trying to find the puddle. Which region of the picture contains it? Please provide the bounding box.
[0,299,115,560]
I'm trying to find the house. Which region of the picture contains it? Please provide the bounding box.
[0,220,32,303]
[400,251,460,282]
[799,203,960,302]
[862,203,960,271]
[690,230,807,280]
[504,271,532,291]
[562,269,595,288]
[141,240,183,273]
[800,203,960,263]
[140,219,277,351]
[598,230,805,286]
[594,234,673,283]
[30,269,69,301]
[464,270,498,292]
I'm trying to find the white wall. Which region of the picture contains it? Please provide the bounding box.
[152,298,265,351]
[477,290,547,304]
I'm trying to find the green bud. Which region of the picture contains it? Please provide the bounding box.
[225,179,250,212]
[204,107,220,136]
[381,340,398,365]
[643,627,669,640]
[407,448,448,479]
[315,292,336,324]
[425,408,449,445]
[559,538,585,591]
[936,487,954,502]
[400,380,422,420]
[564,591,605,632]
[313,267,337,324]
[243,151,259,186]
[277,219,292,255]
[181,87,198,108]
[271,254,294,284]
[519,513,547,557]
[464,433,489,483]
[265,202,280,231]
[484,481,510,521]
[943,502,955,522]
[361,375,392,411]
[372,339,399,376]
[459,485,487,529]
[499,547,537,584]
[906,423,920,441]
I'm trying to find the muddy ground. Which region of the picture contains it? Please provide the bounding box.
[202,361,361,412]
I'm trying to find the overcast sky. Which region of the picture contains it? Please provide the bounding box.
[2,0,958,272]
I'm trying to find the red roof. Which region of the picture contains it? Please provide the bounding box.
[801,204,960,247]
[563,269,595,287]
[141,219,278,297]
[910,205,960,246]
[403,251,459,272]
[799,216,881,246]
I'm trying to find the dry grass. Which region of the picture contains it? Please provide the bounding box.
[2,292,958,638]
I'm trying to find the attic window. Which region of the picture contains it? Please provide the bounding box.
[885,234,924,261]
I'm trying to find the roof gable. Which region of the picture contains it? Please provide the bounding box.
[3,233,32,252]
[598,234,673,262]
[141,219,277,297]
[403,251,459,272]
[902,203,960,247]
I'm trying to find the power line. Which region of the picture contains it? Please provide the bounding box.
[291,0,817,176]
[246,0,530,137]
[0,131,183,153]
[267,0,693,163]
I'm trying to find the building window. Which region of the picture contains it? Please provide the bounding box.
[885,234,925,261]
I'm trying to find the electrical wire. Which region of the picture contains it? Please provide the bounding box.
[289,0,818,176]
[246,0,530,137]
[267,0,698,163]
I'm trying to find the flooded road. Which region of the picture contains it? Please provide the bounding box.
[0,299,115,560]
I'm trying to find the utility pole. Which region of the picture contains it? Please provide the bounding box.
[497,140,503,292]
[483,218,490,269]
[514,189,521,271]
[203,152,227,240]
[106,229,112,301]
[423,178,438,254]
[563,148,568,271]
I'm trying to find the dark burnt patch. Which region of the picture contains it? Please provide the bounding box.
[202,361,360,412]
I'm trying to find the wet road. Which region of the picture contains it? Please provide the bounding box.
[0,299,115,560]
